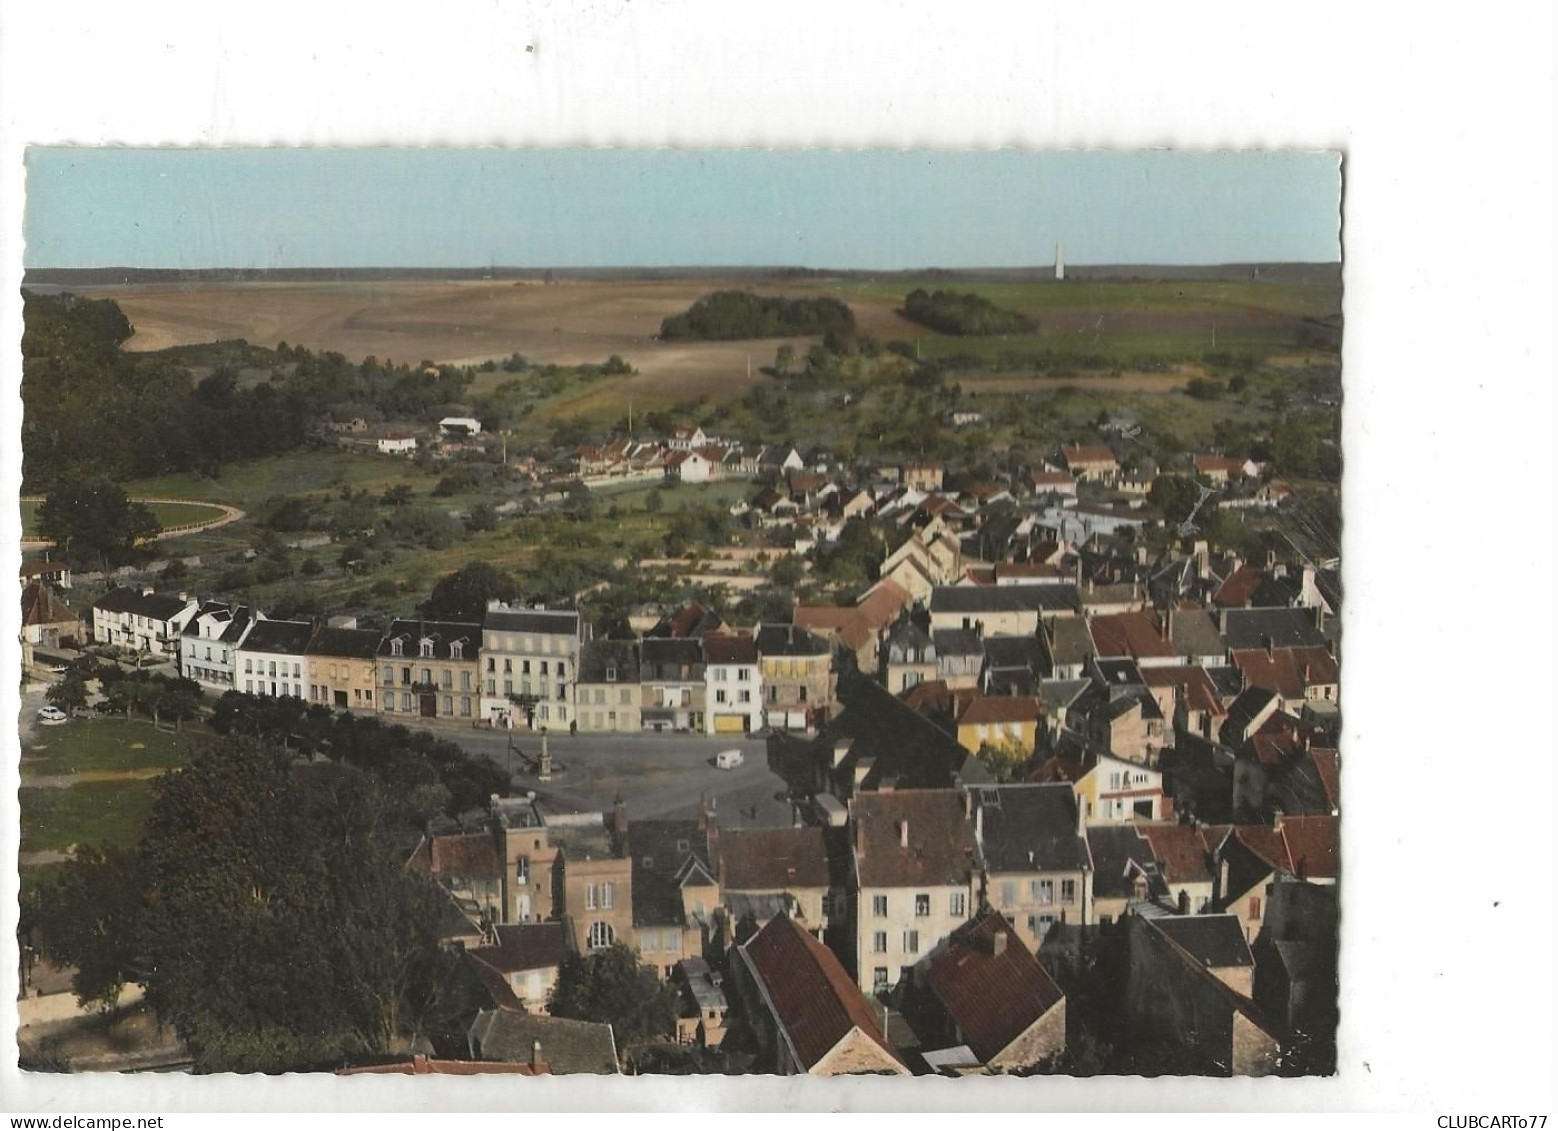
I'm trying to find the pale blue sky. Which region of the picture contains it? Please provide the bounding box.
[24,149,1340,269]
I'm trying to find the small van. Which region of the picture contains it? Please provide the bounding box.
[715,748,744,770]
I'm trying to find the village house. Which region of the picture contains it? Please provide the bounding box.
[793,578,913,677]
[179,601,256,693]
[625,813,719,980]
[466,922,571,1014]
[305,620,385,711]
[730,913,910,1077]
[880,611,938,694]
[480,602,583,730]
[715,825,837,940]
[378,618,483,722]
[1192,454,1258,485]
[973,783,1093,951]
[376,433,418,455]
[663,448,715,483]
[21,580,85,650]
[466,1010,621,1075]
[1142,664,1229,739]
[639,637,706,732]
[1216,814,1339,943]
[673,956,730,1048]
[91,587,198,658]
[574,638,642,733]
[1121,909,1281,1076]
[929,584,1081,638]
[550,813,634,956]
[901,461,945,491]
[755,622,836,733]
[909,909,1067,1075]
[439,416,483,436]
[702,632,764,735]
[1060,444,1120,483]
[955,695,1043,758]
[850,789,980,997]
[667,425,708,450]
[235,618,315,699]
[930,627,984,689]
[19,559,73,590]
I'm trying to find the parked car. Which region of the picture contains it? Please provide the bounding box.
[715,748,744,770]
[36,706,68,723]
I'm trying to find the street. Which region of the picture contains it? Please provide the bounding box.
[444,728,804,828]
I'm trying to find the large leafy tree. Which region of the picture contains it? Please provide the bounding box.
[549,943,680,1048]
[35,478,160,569]
[419,561,520,622]
[31,739,459,1073]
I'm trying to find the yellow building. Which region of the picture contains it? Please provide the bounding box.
[305,624,385,711]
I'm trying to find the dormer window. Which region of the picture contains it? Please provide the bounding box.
[420,639,434,658]
[606,667,617,682]
[450,641,464,661]
[390,639,404,657]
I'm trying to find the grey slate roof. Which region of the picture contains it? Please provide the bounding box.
[305,625,383,658]
[239,617,314,655]
[628,819,712,929]
[973,783,1091,873]
[183,601,255,643]
[640,636,704,676]
[931,628,983,657]
[755,622,830,657]
[1168,608,1227,659]
[931,585,1081,615]
[817,670,978,791]
[467,1009,620,1074]
[578,639,641,684]
[483,607,580,636]
[1150,913,1254,969]
[93,588,191,621]
[982,634,1048,674]
[1045,616,1097,667]
[379,618,482,661]
[1086,825,1167,902]
[1221,607,1326,651]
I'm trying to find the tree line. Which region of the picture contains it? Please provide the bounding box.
[901,288,1038,336]
[658,290,856,341]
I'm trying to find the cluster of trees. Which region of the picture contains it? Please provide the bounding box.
[901,288,1038,336]
[659,291,856,341]
[21,295,315,487]
[548,944,681,1047]
[209,692,509,816]
[34,478,161,570]
[24,740,474,1072]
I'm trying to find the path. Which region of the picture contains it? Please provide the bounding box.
[20,495,247,551]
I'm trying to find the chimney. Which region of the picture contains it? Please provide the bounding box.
[531,1040,542,1070]
[1314,604,1325,630]
[141,585,154,597]
[963,789,973,818]
[992,931,1007,957]
[854,816,865,858]
[612,794,628,842]
[899,820,909,849]
[975,804,984,844]
[1166,607,1176,642]
[1076,793,1086,836]
[1263,635,1274,660]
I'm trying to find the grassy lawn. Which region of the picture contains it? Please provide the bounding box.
[19,779,160,855]
[21,717,199,778]
[124,448,418,508]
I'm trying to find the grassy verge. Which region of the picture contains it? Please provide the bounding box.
[19,779,160,855]
[21,717,199,778]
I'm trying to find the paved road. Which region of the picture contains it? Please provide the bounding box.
[443,729,803,828]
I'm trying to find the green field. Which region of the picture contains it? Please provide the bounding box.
[19,779,160,855]
[124,448,413,508]
[824,278,1342,320]
[22,718,197,777]
[22,498,230,539]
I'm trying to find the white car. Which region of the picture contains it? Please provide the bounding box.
[715,748,744,770]
[36,706,68,723]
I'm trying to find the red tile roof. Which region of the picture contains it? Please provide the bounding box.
[853,790,979,889]
[1213,564,1266,608]
[1089,610,1178,660]
[740,913,904,1072]
[1062,445,1118,466]
[407,832,502,880]
[923,910,1065,1064]
[1141,665,1227,717]
[1138,824,1228,886]
[467,922,570,975]
[719,827,831,890]
[1232,646,1339,699]
[1231,815,1338,880]
[1311,749,1340,810]
[1193,455,1246,476]
[959,695,1043,726]
[20,581,80,629]
[339,1055,546,1075]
